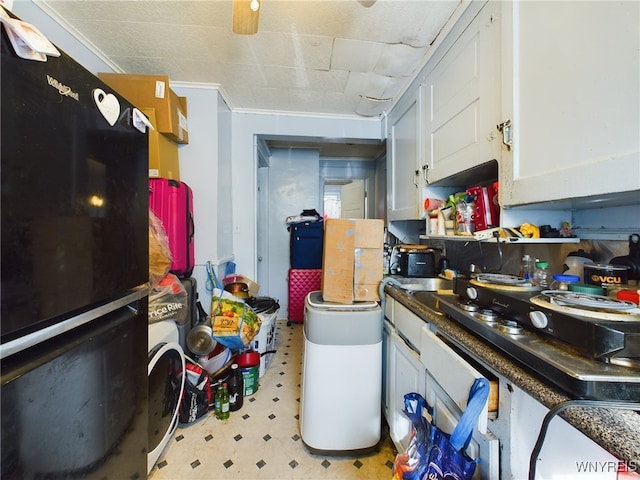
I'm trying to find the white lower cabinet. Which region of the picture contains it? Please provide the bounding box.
[425,373,500,480]
[382,320,392,420]
[386,325,426,453]
[421,326,500,480]
[498,383,620,480]
[384,297,625,478]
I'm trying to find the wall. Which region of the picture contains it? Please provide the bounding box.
[263,148,320,314]
[442,239,631,281]
[171,85,231,308]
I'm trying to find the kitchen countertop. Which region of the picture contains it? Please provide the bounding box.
[385,284,640,466]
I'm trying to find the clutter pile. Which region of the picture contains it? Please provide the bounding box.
[178,262,280,425]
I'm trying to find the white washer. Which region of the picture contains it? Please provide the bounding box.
[300,291,382,455]
[147,321,185,474]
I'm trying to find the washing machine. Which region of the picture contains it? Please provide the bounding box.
[300,291,382,455]
[148,320,185,474]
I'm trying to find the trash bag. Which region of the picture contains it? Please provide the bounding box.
[178,356,213,424]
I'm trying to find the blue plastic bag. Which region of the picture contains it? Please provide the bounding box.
[392,378,490,480]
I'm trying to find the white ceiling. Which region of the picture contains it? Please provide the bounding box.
[37,0,461,119]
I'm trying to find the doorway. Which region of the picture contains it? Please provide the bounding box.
[256,137,386,318]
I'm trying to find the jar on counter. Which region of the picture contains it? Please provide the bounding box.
[549,274,580,291]
[532,261,550,288]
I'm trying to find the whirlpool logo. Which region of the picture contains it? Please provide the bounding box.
[46,75,79,101]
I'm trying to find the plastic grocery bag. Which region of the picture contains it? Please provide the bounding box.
[210,288,261,350]
[392,378,489,480]
[149,209,172,288]
[149,273,188,324]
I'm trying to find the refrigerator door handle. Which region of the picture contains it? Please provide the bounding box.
[0,284,149,359]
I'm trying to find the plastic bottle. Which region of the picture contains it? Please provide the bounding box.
[217,382,230,420]
[519,254,534,280]
[228,363,244,412]
[532,261,550,288]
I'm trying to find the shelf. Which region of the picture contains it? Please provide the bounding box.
[420,234,580,244]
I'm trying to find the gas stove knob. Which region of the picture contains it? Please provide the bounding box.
[465,286,478,300]
[529,310,548,329]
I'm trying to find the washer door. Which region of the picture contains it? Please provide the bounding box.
[147,342,185,474]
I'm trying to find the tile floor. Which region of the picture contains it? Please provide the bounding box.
[149,319,398,480]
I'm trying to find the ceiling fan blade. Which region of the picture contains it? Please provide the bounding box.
[233,0,260,35]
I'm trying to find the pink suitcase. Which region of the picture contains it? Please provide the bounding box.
[287,268,322,324]
[149,178,195,278]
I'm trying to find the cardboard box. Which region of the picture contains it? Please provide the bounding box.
[321,219,384,303]
[143,108,180,180]
[98,73,189,144]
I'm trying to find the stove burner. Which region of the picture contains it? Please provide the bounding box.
[498,319,523,335]
[436,294,640,401]
[459,302,479,312]
[476,309,499,323]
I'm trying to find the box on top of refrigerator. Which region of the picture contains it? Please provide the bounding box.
[98,73,188,144]
[321,219,384,304]
[142,108,179,180]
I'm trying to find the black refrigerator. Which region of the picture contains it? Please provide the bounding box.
[1,10,149,479]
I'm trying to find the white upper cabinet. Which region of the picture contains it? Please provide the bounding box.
[499,1,640,207]
[387,97,421,221]
[422,2,502,184]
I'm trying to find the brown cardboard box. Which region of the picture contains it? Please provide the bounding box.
[143,108,180,180]
[98,73,189,144]
[321,219,384,303]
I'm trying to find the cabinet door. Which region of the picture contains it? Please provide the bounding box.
[423,1,501,184]
[506,384,619,479]
[382,320,392,420]
[388,98,421,221]
[420,327,489,433]
[387,328,426,452]
[425,372,500,480]
[500,1,640,206]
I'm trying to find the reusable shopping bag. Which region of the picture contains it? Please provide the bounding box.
[392,377,490,480]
